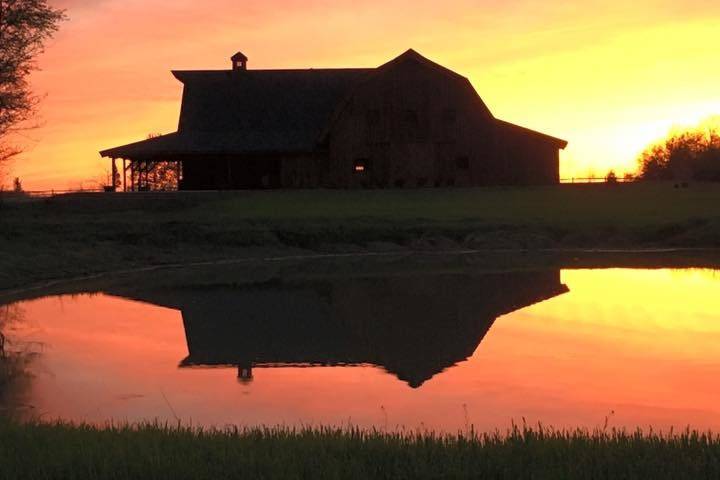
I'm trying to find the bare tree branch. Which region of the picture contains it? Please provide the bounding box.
[0,0,66,177]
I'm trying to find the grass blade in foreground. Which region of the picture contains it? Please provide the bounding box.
[1,421,720,479]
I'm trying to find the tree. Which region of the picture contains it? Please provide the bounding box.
[0,0,66,171]
[637,121,720,181]
[605,170,618,184]
[139,133,180,191]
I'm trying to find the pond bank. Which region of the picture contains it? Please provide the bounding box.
[2,247,720,304]
[2,184,720,291]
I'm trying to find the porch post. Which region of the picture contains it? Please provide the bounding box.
[111,158,118,192]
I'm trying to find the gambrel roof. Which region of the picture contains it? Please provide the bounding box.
[100,49,566,159]
[101,68,371,159]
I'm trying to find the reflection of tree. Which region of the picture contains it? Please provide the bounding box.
[0,304,23,357]
[0,304,35,417]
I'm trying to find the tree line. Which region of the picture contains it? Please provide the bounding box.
[637,121,720,182]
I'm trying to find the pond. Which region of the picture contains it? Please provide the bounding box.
[1,266,719,433]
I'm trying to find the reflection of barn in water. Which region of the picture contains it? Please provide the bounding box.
[112,270,567,388]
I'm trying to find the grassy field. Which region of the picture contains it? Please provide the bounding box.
[1,421,720,479]
[1,182,720,290]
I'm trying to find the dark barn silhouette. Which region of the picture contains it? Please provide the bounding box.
[107,269,568,388]
[100,49,567,191]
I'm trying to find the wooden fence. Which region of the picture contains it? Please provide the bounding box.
[1,178,637,200]
[560,177,635,184]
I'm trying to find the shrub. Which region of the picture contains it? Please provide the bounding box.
[638,120,720,181]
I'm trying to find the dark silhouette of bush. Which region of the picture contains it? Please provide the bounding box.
[638,121,720,181]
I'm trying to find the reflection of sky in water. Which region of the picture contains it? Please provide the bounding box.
[2,268,720,433]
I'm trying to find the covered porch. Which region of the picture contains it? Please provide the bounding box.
[101,133,288,191]
[109,157,182,192]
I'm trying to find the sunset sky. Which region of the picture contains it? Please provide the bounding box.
[8,0,720,190]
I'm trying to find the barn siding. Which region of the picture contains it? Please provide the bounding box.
[280,154,322,188]
[326,59,530,188]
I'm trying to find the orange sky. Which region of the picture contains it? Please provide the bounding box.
[6,0,720,190]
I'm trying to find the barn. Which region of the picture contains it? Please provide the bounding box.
[100,49,567,191]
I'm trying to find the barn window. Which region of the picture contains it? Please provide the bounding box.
[404,109,419,126]
[404,109,418,122]
[353,158,369,173]
[443,108,457,123]
[456,156,470,169]
[366,109,387,145]
[366,109,381,126]
[403,109,425,141]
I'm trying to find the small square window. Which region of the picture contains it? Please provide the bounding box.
[443,108,457,123]
[456,156,470,169]
[366,110,381,126]
[404,109,419,124]
[353,159,369,173]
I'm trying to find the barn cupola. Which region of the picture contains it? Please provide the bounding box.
[231,51,248,71]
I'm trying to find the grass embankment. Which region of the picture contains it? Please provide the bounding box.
[1,421,719,479]
[1,183,720,290]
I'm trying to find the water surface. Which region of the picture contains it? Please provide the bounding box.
[1,268,719,433]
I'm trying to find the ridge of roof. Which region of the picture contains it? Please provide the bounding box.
[172,68,374,83]
[378,48,469,81]
[171,49,467,83]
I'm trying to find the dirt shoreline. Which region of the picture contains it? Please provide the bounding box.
[3,185,720,294]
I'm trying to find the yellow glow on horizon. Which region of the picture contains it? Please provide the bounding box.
[553,269,720,333]
[6,0,720,189]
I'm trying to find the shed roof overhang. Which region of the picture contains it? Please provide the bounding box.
[496,119,568,149]
[99,131,318,160]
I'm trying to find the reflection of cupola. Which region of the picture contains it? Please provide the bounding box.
[237,364,253,384]
[231,51,248,71]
